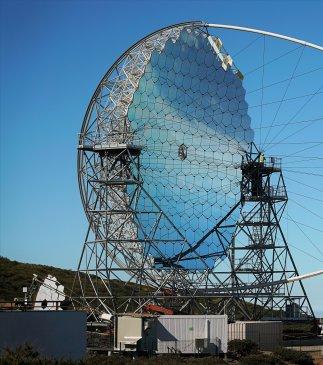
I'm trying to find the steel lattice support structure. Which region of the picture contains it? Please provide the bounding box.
[72,22,320,321]
[214,144,315,320]
[74,142,315,320]
[73,21,252,318]
[74,141,220,317]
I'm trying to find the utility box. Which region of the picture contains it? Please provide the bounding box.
[155,315,228,354]
[228,321,283,351]
[116,315,157,353]
[116,316,144,351]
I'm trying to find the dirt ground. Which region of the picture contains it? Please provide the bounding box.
[313,356,323,365]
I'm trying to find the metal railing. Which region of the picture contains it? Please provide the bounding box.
[156,338,224,354]
[263,156,282,169]
[242,185,286,200]
[0,300,73,311]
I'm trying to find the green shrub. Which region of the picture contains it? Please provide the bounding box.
[228,339,258,357]
[274,347,314,365]
[0,349,230,365]
[239,353,285,365]
[283,321,319,336]
[85,354,228,365]
[0,343,42,364]
[0,343,83,365]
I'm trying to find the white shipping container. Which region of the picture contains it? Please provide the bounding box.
[155,315,228,354]
[228,321,283,351]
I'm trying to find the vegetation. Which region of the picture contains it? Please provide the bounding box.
[283,321,320,338]
[0,344,41,365]
[0,256,146,311]
[0,256,77,302]
[0,344,229,365]
[274,347,314,365]
[0,257,278,315]
[0,342,318,365]
[239,353,285,365]
[227,339,259,358]
[0,256,319,331]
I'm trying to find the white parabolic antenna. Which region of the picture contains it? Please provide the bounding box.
[34,275,65,310]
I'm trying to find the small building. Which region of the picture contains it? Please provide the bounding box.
[228,321,283,351]
[154,314,228,354]
[0,311,86,360]
[116,315,147,351]
[116,314,228,355]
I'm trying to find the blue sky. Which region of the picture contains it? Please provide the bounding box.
[1,0,322,314]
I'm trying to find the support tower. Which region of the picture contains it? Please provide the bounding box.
[217,144,315,320]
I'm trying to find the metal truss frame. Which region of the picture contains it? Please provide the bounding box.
[73,21,239,318]
[214,143,315,320]
[74,141,315,320]
[74,142,244,318]
[73,21,318,320]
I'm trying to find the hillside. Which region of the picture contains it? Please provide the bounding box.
[0,256,147,308]
[0,256,77,302]
[0,256,318,335]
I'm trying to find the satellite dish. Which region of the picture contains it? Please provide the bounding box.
[34,275,65,311]
[78,23,253,270]
[74,21,323,318]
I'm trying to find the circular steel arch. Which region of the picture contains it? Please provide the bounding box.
[78,19,323,222]
[78,21,203,135]
[77,21,203,216]
[78,20,323,138]
[205,23,323,51]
